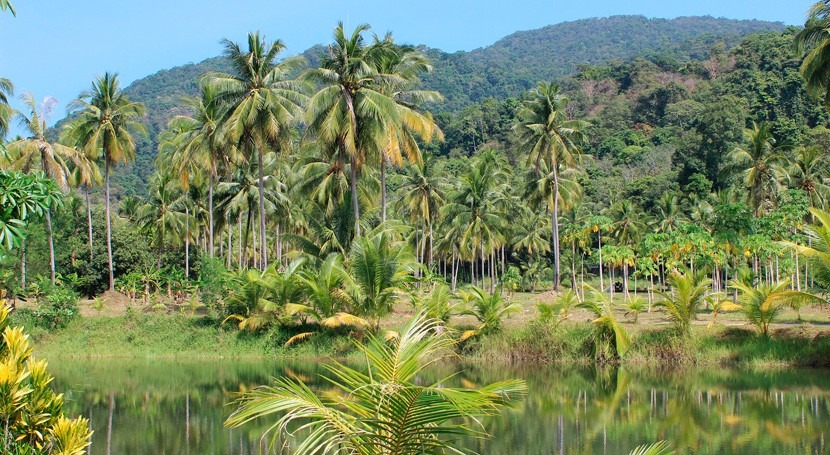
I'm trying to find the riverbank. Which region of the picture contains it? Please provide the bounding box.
[18,307,830,368]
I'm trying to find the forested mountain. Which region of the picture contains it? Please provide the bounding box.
[61,15,783,196]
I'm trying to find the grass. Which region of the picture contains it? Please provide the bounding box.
[12,288,830,368]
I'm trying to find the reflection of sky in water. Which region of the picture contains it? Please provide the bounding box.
[48,359,830,454]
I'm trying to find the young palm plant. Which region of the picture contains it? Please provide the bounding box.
[730,280,826,336]
[225,313,527,455]
[578,285,631,362]
[458,285,520,340]
[656,271,712,336]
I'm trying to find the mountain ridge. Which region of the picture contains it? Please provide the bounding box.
[65,15,786,195]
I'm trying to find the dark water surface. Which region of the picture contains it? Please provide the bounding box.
[48,359,830,454]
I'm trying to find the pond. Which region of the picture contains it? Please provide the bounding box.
[48,359,830,454]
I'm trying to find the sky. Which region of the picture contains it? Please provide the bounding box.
[0,0,816,135]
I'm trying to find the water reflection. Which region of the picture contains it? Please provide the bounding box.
[48,359,830,454]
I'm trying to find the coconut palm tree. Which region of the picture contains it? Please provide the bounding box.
[515,82,589,290]
[784,207,830,289]
[62,118,103,262]
[796,1,830,110]
[372,39,443,221]
[5,94,82,284]
[786,145,830,209]
[137,170,192,268]
[68,72,147,291]
[225,313,527,455]
[724,122,792,216]
[305,23,401,236]
[209,31,306,269]
[163,81,235,259]
[400,154,447,269]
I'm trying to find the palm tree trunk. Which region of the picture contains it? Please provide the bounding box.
[552,173,561,291]
[208,171,214,258]
[429,222,434,270]
[276,223,282,266]
[20,238,26,293]
[86,185,94,262]
[381,157,387,223]
[185,206,190,279]
[350,156,361,237]
[46,208,56,286]
[257,148,268,270]
[105,159,115,291]
[598,235,604,294]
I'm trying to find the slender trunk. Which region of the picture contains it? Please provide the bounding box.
[105,159,115,291]
[452,248,458,291]
[257,149,268,269]
[623,262,630,301]
[237,216,242,269]
[46,208,56,285]
[381,157,387,223]
[429,222,434,270]
[598,235,604,294]
[552,173,561,291]
[227,222,232,269]
[185,206,190,279]
[350,156,361,237]
[276,223,282,266]
[86,185,94,262]
[795,251,801,291]
[208,171,214,258]
[20,238,26,293]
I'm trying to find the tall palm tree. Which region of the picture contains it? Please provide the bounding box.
[163,82,235,259]
[400,155,446,269]
[786,145,830,209]
[608,200,647,299]
[62,118,103,262]
[137,170,192,269]
[68,73,147,291]
[6,94,81,284]
[372,38,443,221]
[209,31,306,269]
[724,122,791,216]
[305,23,400,236]
[516,82,589,290]
[796,1,830,110]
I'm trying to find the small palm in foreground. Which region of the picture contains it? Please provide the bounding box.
[730,280,826,336]
[225,313,527,455]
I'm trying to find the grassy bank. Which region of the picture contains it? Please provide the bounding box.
[17,308,830,368]
[15,310,359,360]
[468,321,830,368]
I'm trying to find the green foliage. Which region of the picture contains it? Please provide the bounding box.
[656,271,712,336]
[459,286,521,337]
[0,304,92,454]
[33,287,80,330]
[730,280,826,336]
[225,313,528,455]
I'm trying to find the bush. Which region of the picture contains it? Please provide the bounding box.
[33,287,80,330]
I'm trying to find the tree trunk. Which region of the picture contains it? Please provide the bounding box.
[105,159,115,291]
[86,185,94,262]
[381,157,387,223]
[276,223,282,266]
[185,206,190,279]
[20,238,26,293]
[46,208,56,286]
[208,171,214,258]
[257,148,268,269]
[598,235,604,294]
[350,156,361,237]
[552,171,561,291]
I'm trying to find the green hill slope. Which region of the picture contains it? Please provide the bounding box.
[60,15,783,196]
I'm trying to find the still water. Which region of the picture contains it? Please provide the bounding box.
[48,359,830,454]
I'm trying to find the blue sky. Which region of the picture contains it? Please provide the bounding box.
[0,0,815,135]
